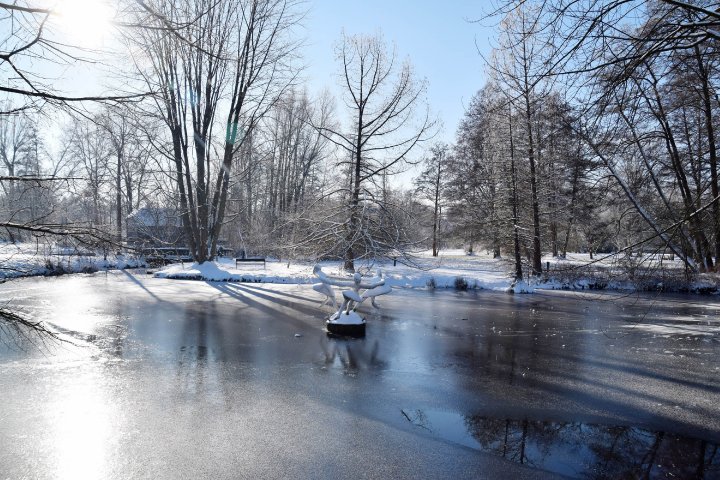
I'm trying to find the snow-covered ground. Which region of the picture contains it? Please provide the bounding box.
[540,251,719,293]
[155,249,719,294]
[1,242,717,294]
[154,249,519,291]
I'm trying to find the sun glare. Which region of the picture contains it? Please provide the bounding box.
[55,0,114,48]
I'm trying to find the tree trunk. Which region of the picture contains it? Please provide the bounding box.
[170,121,198,261]
[579,127,695,271]
[525,93,542,276]
[345,162,361,272]
[344,106,365,272]
[432,159,441,257]
[509,108,523,281]
[696,46,720,269]
[646,70,713,270]
[116,150,122,244]
[562,143,582,257]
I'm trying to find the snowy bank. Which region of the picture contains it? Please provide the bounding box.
[154,250,720,295]
[539,252,719,294]
[153,252,517,291]
[0,242,144,280]
[3,242,717,295]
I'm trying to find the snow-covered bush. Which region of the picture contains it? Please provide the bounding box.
[454,276,468,291]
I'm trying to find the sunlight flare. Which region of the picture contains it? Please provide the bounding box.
[54,0,114,47]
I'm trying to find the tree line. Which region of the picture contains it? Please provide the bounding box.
[424,0,720,280]
[2,0,720,282]
[1,0,436,274]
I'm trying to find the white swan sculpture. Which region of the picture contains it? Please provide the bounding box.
[312,265,392,335]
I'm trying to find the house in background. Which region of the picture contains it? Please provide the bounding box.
[126,206,185,247]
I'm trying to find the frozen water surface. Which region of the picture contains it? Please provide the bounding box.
[1,271,719,479]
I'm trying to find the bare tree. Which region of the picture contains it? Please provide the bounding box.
[98,108,131,242]
[132,0,301,263]
[0,108,38,235]
[317,33,436,271]
[490,2,556,276]
[67,116,112,228]
[263,91,333,224]
[487,1,720,82]
[414,143,448,257]
[488,0,720,272]
[0,107,36,179]
[0,1,153,114]
[94,104,156,244]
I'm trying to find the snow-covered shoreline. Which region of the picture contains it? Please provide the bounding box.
[1,243,717,295]
[153,250,720,295]
[0,243,144,279]
[153,254,519,291]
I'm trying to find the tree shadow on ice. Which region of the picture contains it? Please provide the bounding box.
[207,281,321,332]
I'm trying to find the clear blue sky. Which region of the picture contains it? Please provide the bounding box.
[302,0,495,145]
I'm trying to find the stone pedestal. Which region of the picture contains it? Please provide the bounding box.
[326,311,366,336]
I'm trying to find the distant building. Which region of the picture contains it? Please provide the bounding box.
[126,207,185,247]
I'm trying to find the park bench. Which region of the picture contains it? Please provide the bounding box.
[235,257,266,269]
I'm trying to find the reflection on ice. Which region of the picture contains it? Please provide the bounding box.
[49,362,113,480]
[54,389,107,479]
[403,409,720,479]
[319,337,385,373]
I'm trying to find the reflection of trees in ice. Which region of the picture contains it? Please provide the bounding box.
[461,416,719,479]
[401,409,431,432]
[464,417,563,468]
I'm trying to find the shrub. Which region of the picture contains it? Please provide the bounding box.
[44,259,67,276]
[454,276,468,291]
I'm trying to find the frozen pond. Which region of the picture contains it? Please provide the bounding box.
[1,271,719,479]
